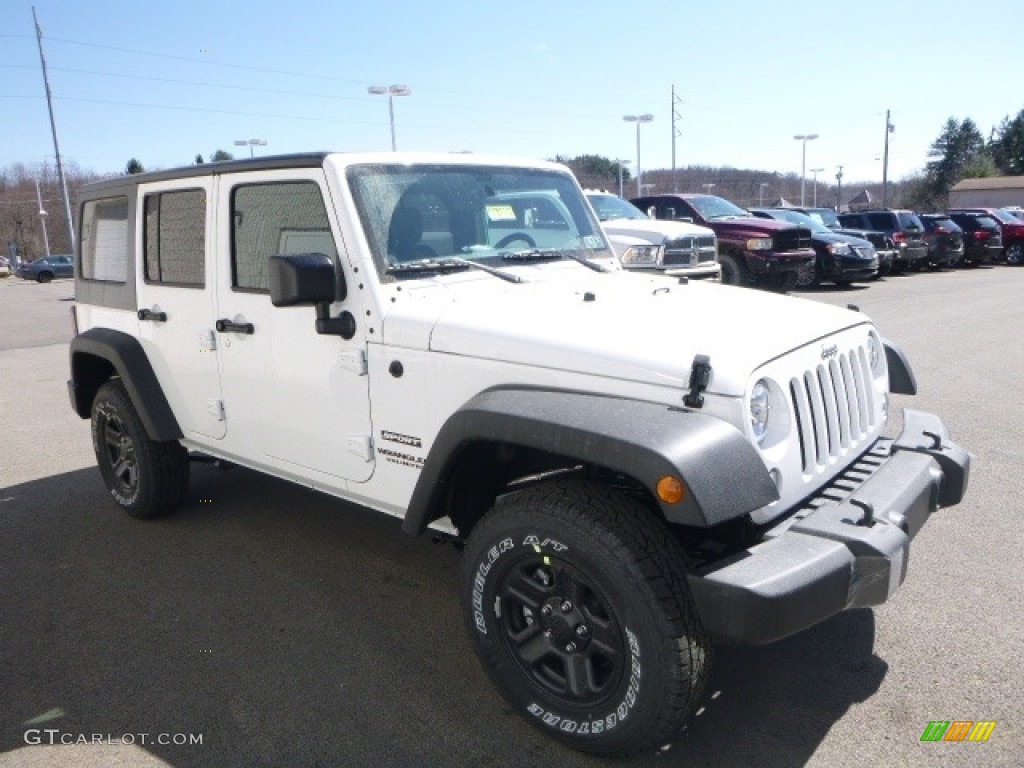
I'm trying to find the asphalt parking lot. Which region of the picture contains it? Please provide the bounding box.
[0,270,1021,767]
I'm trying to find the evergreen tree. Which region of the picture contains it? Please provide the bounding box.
[125,158,144,175]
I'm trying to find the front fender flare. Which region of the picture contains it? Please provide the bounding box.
[402,388,778,535]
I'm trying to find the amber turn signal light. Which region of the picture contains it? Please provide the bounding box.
[656,475,685,504]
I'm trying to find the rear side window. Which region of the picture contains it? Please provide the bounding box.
[80,196,129,282]
[144,189,206,286]
[867,213,894,230]
[231,182,336,292]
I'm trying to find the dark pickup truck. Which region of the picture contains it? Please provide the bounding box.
[632,193,815,291]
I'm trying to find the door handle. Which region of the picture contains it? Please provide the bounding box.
[137,308,167,322]
[215,318,255,335]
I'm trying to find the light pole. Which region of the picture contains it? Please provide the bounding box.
[793,133,819,206]
[35,179,50,258]
[369,84,411,151]
[623,114,653,197]
[233,138,267,158]
[759,182,769,206]
[615,158,631,198]
[810,167,824,207]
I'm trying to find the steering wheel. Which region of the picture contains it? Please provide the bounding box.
[495,233,537,250]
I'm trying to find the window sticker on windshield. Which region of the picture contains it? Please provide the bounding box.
[486,204,517,222]
[582,235,603,248]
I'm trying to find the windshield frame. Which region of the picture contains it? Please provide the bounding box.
[346,163,612,281]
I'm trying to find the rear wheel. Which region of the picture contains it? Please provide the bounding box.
[91,380,189,519]
[36,271,53,283]
[461,479,709,757]
[1005,242,1024,265]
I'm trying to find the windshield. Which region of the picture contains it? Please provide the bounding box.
[762,208,826,233]
[688,194,749,220]
[347,163,610,280]
[804,208,839,228]
[987,208,1017,224]
[586,193,647,221]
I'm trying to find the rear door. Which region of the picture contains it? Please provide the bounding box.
[135,180,226,440]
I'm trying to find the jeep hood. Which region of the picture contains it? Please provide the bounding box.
[384,269,867,397]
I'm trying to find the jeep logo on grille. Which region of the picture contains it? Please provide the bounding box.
[821,344,839,360]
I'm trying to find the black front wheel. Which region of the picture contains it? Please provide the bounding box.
[461,480,710,757]
[91,381,189,519]
[717,252,747,286]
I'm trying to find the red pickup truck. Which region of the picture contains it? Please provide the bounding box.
[631,193,815,291]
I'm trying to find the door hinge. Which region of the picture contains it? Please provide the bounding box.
[346,434,374,462]
[206,399,226,421]
[199,329,217,351]
[339,348,368,375]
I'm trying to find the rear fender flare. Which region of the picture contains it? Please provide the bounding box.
[69,328,182,441]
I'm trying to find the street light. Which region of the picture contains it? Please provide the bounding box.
[615,158,631,199]
[793,133,819,206]
[623,114,654,197]
[809,167,824,207]
[758,182,769,206]
[368,84,411,151]
[233,138,267,158]
[35,179,50,259]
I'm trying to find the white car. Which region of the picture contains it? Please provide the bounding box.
[68,152,968,759]
[585,191,720,278]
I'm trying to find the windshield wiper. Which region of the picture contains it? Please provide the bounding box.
[387,257,522,283]
[502,248,609,273]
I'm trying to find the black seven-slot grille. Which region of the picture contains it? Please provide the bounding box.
[773,228,813,252]
[789,344,877,472]
[663,236,716,266]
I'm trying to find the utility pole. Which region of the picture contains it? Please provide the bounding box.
[882,110,893,208]
[33,6,75,251]
[35,179,51,258]
[835,165,844,211]
[671,85,683,192]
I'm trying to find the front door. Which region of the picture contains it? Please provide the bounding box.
[212,169,374,483]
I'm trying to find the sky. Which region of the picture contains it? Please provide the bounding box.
[2,0,1022,186]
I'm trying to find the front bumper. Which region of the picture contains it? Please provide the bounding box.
[687,408,970,646]
[747,249,816,275]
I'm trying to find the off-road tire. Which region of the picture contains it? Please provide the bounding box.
[91,380,189,519]
[461,479,710,757]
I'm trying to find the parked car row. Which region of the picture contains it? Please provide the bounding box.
[584,189,1022,293]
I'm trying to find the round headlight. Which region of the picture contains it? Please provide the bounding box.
[867,332,884,376]
[750,379,771,442]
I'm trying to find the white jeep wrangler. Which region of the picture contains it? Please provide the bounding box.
[68,152,969,757]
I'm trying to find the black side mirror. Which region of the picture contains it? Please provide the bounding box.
[269,252,343,306]
[268,253,354,338]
